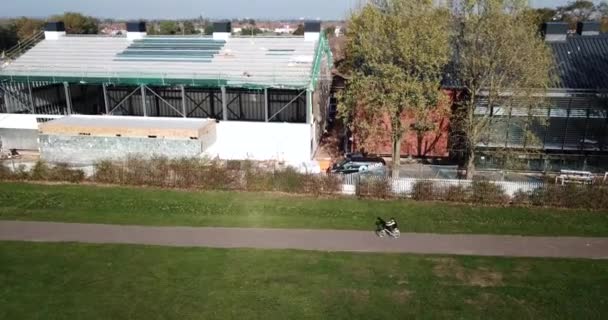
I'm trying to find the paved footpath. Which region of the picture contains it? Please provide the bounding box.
[1,221,608,259]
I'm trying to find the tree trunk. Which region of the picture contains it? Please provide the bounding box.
[465,148,475,180]
[416,132,423,158]
[392,136,401,178]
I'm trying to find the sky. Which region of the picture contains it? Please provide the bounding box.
[0,0,592,20]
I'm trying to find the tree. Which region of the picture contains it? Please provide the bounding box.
[338,0,451,177]
[602,16,608,33]
[159,21,178,35]
[52,12,98,34]
[530,8,557,26]
[562,0,595,11]
[182,21,195,35]
[324,25,336,37]
[240,27,263,36]
[451,0,553,179]
[12,17,44,40]
[292,24,305,35]
[204,25,214,35]
[0,24,18,51]
[146,22,159,35]
[555,1,601,29]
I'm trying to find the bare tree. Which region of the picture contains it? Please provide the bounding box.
[452,0,553,178]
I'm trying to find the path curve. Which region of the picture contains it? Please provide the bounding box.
[1,221,608,259]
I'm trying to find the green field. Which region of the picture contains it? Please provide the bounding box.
[1,242,606,319]
[1,182,607,236]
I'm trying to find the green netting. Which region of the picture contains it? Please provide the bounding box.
[309,31,333,90]
[0,75,228,87]
[0,74,310,90]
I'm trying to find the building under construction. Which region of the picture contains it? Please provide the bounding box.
[0,21,332,165]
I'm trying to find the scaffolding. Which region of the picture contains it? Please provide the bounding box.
[0,32,334,126]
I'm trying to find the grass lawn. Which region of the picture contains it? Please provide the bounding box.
[0,182,607,236]
[1,242,607,319]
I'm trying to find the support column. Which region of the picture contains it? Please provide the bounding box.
[181,85,187,118]
[504,106,512,148]
[63,82,72,115]
[154,92,160,117]
[27,80,35,113]
[221,86,227,121]
[210,91,216,117]
[582,107,590,151]
[264,88,269,122]
[140,85,147,117]
[102,83,110,115]
[55,85,63,114]
[306,89,313,124]
[542,106,550,149]
[307,89,315,160]
[602,113,608,152]
[1,85,8,113]
[1,85,10,113]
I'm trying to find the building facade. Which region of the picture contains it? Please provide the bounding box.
[475,22,608,172]
[341,21,607,172]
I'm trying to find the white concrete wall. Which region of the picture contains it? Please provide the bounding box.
[0,114,64,150]
[205,121,312,163]
[44,31,66,40]
[0,114,62,130]
[126,32,146,40]
[304,32,320,42]
[213,32,231,41]
[0,128,40,150]
[387,178,543,198]
[0,114,314,164]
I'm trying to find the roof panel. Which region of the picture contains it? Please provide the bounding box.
[0,35,319,89]
[549,34,608,90]
[443,34,608,91]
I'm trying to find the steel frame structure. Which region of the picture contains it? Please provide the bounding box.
[1,79,313,124]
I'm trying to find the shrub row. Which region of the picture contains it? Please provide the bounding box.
[1,158,607,210]
[411,179,608,210]
[0,161,85,183]
[1,157,342,195]
[411,180,509,205]
[356,177,393,199]
[93,156,342,195]
[514,185,608,211]
[94,157,240,190]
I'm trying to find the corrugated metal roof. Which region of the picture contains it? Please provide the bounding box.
[0,35,319,89]
[442,34,608,91]
[549,34,608,90]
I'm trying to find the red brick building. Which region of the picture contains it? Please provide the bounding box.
[349,90,456,159]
